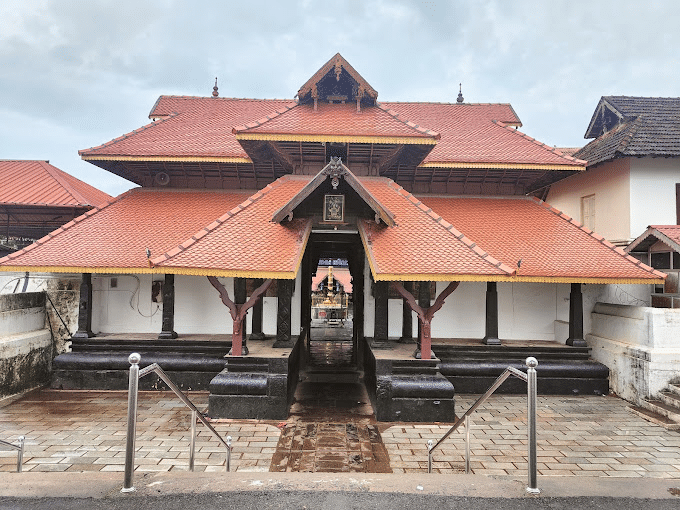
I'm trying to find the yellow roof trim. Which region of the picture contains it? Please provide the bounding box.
[235,132,438,145]
[81,155,252,164]
[418,162,585,171]
[371,272,663,285]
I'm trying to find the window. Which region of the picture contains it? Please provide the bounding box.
[581,194,596,231]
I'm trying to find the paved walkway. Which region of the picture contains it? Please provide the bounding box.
[1,390,679,478]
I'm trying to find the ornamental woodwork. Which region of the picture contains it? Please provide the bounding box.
[567,283,586,347]
[275,279,294,347]
[399,281,414,343]
[234,278,247,352]
[158,273,178,339]
[72,273,94,339]
[374,280,389,343]
[250,278,265,340]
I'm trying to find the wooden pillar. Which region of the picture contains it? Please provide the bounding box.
[567,283,587,347]
[234,278,248,354]
[274,279,293,347]
[483,282,501,345]
[399,281,414,343]
[374,280,389,343]
[158,274,178,339]
[72,273,94,339]
[417,281,430,353]
[250,278,265,340]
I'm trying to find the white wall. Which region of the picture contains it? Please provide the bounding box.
[430,281,486,339]
[498,282,564,341]
[546,159,631,244]
[629,157,680,238]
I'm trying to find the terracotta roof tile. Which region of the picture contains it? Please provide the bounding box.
[234,102,439,141]
[0,160,111,207]
[0,189,254,271]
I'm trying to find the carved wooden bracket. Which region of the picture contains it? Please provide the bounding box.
[207,276,273,356]
[391,281,460,360]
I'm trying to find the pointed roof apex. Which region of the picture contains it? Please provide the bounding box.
[297,53,378,108]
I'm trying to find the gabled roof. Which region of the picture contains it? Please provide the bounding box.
[0,160,111,208]
[79,97,296,162]
[577,96,680,166]
[297,53,378,105]
[272,158,395,226]
[626,225,680,253]
[312,267,353,293]
[233,102,439,145]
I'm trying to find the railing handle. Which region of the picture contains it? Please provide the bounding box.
[526,357,540,494]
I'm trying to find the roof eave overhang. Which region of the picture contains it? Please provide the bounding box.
[418,162,586,171]
[235,132,437,145]
[81,155,252,164]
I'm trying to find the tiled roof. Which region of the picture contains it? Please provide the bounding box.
[312,267,353,293]
[626,225,680,253]
[0,160,111,207]
[233,102,439,142]
[80,97,583,169]
[380,103,584,168]
[0,189,254,272]
[79,97,296,161]
[151,177,311,277]
[577,96,680,166]
[418,195,664,283]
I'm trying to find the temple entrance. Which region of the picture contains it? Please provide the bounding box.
[290,233,374,422]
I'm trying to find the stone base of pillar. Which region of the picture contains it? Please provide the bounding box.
[72,331,95,339]
[566,338,587,347]
[482,336,501,346]
[413,348,436,360]
[158,330,178,340]
[397,336,414,344]
[249,332,266,341]
[228,345,249,356]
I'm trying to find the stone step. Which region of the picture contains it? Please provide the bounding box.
[641,399,680,423]
[659,391,680,409]
[628,405,680,430]
[667,384,680,397]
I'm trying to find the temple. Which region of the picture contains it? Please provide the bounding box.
[0,54,664,421]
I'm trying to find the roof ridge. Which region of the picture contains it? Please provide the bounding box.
[155,95,296,102]
[151,176,290,266]
[530,197,665,279]
[79,113,179,156]
[374,104,440,139]
[615,115,646,155]
[385,179,516,275]
[379,101,514,107]
[0,191,125,265]
[232,103,298,134]
[492,121,588,166]
[38,161,90,205]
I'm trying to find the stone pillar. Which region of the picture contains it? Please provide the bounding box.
[274,279,293,347]
[374,280,389,343]
[567,283,587,347]
[399,281,413,343]
[158,274,178,339]
[250,278,265,340]
[483,282,501,345]
[234,278,248,353]
[416,281,430,352]
[72,273,94,339]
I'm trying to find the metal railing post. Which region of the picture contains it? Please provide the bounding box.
[465,415,471,474]
[122,353,141,493]
[226,435,232,472]
[189,410,197,472]
[17,436,24,473]
[427,439,433,473]
[526,356,540,494]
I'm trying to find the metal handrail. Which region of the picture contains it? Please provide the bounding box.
[122,353,233,493]
[0,436,25,472]
[428,357,539,494]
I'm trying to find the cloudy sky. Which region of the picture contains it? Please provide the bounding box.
[1,0,679,196]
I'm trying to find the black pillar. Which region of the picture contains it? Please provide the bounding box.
[72,273,94,339]
[158,274,178,339]
[274,279,294,347]
[234,277,248,354]
[416,281,431,353]
[250,278,265,340]
[567,283,587,347]
[483,282,501,345]
[399,281,414,343]
[374,280,389,343]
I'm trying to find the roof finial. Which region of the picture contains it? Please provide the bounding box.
[212,77,219,98]
[457,83,464,103]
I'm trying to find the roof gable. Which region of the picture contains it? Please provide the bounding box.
[272,157,395,226]
[297,53,378,108]
[626,225,680,253]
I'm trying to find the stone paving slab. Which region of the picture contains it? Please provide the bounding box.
[381,395,680,478]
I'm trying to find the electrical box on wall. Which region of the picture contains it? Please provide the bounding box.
[151,281,163,303]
